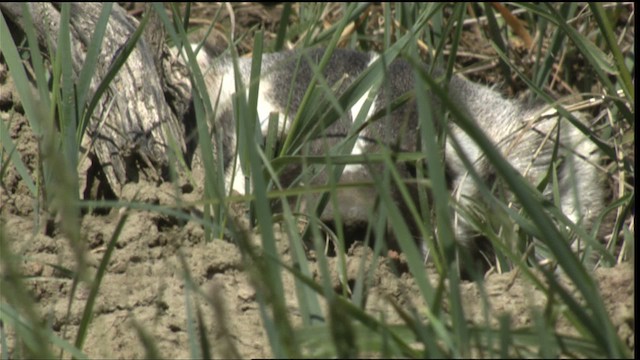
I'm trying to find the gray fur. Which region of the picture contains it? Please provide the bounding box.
[195,47,603,253]
[445,76,602,247]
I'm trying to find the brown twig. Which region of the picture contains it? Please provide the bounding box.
[490,2,533,49]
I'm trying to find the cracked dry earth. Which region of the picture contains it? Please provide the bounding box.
[0,62,634,358]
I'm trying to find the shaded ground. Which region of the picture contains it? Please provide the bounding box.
[1,3,634,358]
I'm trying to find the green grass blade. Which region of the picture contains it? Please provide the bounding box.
[246,92,300,360]
[75,3,113,144]
[589,3,634,102]
[0,115,36,195]
[56,2,80,202]
[412,50,471,356]
[370,150,454,353]
[194,301,212,360]
[0,314,8,360]
[482,3,513,88]
[20,3,51,113]
[73,211,129,350]
[532,3,573,93]
[182,270,201,359]
[1,12,45,138]
[255,134,325,328]
[159,2,228,236]
[273,3,293,51]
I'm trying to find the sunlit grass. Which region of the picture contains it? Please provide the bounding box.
[0,2,633,358]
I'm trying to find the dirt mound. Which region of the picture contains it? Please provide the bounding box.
[2,202,634,358]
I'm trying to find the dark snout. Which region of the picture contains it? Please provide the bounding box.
[288,161,421,251]
[318,169,379,237]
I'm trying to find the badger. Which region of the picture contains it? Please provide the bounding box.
[186,47,603,261]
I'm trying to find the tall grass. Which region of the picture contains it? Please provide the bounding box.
[1,2,633,358]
